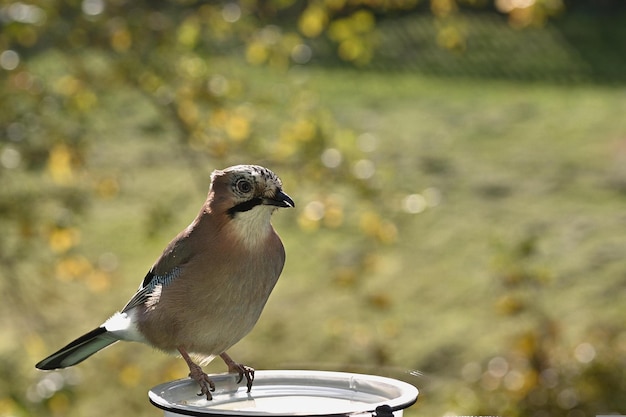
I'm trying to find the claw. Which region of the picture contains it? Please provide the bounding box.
[220,352,256,393]
[178,346,216,400]
[232,363,255,392]
[188,364,216,400]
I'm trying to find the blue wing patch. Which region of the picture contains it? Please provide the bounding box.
[122,266,181,312]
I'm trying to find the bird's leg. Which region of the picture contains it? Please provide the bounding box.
[219,352,255,393]
[178,347,215,400]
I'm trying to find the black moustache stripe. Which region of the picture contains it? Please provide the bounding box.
[227,198,263,218]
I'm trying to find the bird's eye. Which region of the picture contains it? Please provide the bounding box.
[236,179,252,194]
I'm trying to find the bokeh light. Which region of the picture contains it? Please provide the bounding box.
[0,50,20,70]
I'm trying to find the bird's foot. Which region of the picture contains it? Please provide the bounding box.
[229,362,255,393]
[178,347,216,400]
[220,352,255,393]
[188,362,216,400]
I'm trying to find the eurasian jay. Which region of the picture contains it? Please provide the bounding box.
[36,164,295,400]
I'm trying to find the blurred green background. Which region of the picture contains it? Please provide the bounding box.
[2,0,626,416]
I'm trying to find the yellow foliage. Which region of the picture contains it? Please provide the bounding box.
[328,19,351,42]
[281,32,305,53]
[367,292,392,310]
[177,99,199,126]
[359,210,381,237]
[0,397,18,416]
[328,10,376,64]
[177,16,201,48]
[95,177,120,199]
[225,114,250,142]
[208,107,253,142]
[362,252,380,273]
[110,27,132,52]
[138,71,163,93]
[511,369,538,397]
[273,138,298,160]
[209,138,230,158]
[73,89,98,111]
[338,37,365,62]
[201,4,233,38]
[351,10,376,33]
[377,220,398,244]
[53,71,98,111]
[279,118,317,146]
[297,210,321,232]
[47,143,74,185]
[495,294,525,315]
[329,10,375,40]
[53,75,81,96]
[210,108,228,128]
[119,363,142,387]
[298,5,328,38]
[49,227,80,254]
[293,118,317,142]
[514,331,539,358]
[177,55,207,79]
[48,392,70,416]
[299,195,345,229]
[332,266,358,287]
[431,0,459,17]
[508,4,544,28]
[17,25,38,47]
[324,0,347,10]
[436,25,466,52]
[246,40,269,65]
[86,270,112,293]
[381,319,401,339]
[359,211,397,244]
[162,360,188,381]
[55,255,92,282]
[24,332,47,362]
[323,204,344,228]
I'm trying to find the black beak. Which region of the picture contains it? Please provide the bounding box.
[263,190,295,208]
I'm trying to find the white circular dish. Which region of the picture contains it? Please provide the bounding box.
[149,370,419,417]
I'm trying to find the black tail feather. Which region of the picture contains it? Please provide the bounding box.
[36,327,117,370]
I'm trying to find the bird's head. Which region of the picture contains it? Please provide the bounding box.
[209,165,295,219]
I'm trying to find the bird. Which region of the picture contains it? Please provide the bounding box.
[36,164,295,400]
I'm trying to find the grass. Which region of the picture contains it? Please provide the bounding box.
[9,53,626,417]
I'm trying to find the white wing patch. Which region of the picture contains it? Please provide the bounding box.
[103,310,147,343]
